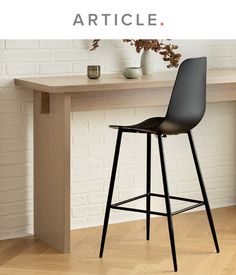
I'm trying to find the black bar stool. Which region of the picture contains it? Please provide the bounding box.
[99,57,220,272]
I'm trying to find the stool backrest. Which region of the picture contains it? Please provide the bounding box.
[161,57,207,134]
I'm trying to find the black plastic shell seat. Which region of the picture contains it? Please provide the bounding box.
[110,57,207,135]
[99,57,220,272]
[110,117,165,134]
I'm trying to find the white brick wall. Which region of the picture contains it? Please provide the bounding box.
[0,40,236,239]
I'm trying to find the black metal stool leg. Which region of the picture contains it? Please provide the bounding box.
[157,135,178,272]
[146,133,151,240]
[99,129,123,258]
[187,131,220,253]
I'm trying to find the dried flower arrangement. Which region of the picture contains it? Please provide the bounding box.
[90,39,181,68]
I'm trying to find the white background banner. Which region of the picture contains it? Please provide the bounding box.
[0,0,235,38]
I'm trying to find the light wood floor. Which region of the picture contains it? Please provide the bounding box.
[0,206,235,275]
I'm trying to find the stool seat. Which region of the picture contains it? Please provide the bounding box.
[110,117,165,134]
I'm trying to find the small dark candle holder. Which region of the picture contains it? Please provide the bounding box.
[87,65,100,79]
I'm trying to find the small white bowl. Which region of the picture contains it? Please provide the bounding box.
[123,67,142,79]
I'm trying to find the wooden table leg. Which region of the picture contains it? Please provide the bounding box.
[33,91,71,253]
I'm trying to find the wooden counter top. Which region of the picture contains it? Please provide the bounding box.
[15,69,236,94]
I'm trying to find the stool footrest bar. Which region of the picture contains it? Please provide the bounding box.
[112,193,147,207]
[112,192,204,208]
[110,205,167,216]
[150,193,204,204]
[172,202,205,215]
[110,193,205,217]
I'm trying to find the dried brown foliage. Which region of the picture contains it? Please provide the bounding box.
[90,39,181,68]
[90,39,100,51]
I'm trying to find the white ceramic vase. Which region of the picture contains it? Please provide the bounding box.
[140,50,154,75]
